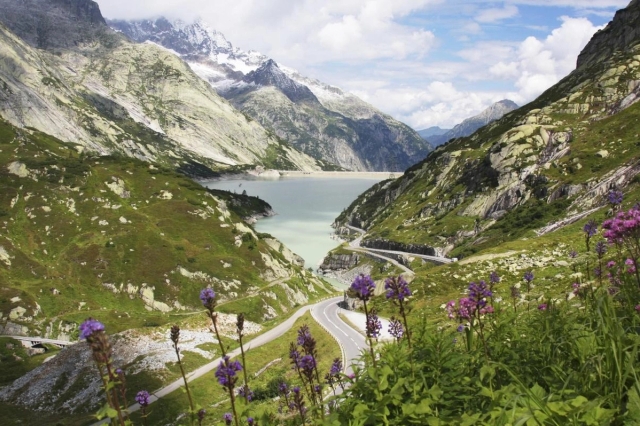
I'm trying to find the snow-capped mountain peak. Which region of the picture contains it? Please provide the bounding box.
[109,17,431,171]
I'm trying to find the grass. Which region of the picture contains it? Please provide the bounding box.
[127,311,341,425]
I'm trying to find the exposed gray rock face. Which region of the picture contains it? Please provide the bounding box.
[0,3,322,171]
[577,0,640,69]
[241,60,320,104]
[319,253,361,271]
[429,100,518,146]
[361,239,437,257]
[109,18,432,171]
[0,0,112,49]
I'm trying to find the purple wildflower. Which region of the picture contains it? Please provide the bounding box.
[247,418,255,426]
[627,258,637,274]
[457,324,466,332]
[584,220,598,238]
[350,274,375,301]
[223,413,233,426]
[384,275,411,301]
[388,317,404,340]
[115,368,123,375]
[314,384,322,394]
[489,271,500,284]
[366,310,382,339]
[79,318,105,340]
[197,409,206,423]
[607,260,616,268]
[523,271,534,283]
[635,305,640,313]
[215,356,242,389]
[538,304,548,311]
[595,241,608,257]
[238,385,254,402]
[296,325,312,347]
[329,358,342,376]
[135,390,150,407]
[469,281,492,307]
[299,355,316,374]
[200,288,216,310]
[569,250,578,259]
[293,386,301,395]
[607,190,623,206]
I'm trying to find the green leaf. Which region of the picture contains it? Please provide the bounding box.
[95,403,118,420]
[480,364,496,382]
[353,403,369,418]
[402,403,416,416]
[479,386,493,398]
[547,401,570,416]
[415,399,433,415]
[569,395,588,408]
[428,384,443,402]
[625,387,640,423]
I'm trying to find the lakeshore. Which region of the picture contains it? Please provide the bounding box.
[202,175,385,269]
[275,170,403,179]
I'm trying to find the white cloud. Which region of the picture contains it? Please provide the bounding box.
[97,0,615,130]
[489,16,603,103]
[510,0,627,8]
[340,15,604,129]
[475,4,519,23]
[99,0,439,63]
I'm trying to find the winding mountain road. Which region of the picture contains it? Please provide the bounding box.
[93,296,366,424]
[345,224,454,266]
[311,297,367,376]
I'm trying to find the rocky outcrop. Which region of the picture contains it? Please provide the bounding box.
[577,0,640,70]
[361,239,437,257]
[318,253,360,272]
[0,0,112,50]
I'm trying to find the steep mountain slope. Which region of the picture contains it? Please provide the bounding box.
[0,117,333,420]
[428,100,518,146]
[109,18,431,171]
[0,1,323,173]
[335,0,640,258]
[0,117,331,338]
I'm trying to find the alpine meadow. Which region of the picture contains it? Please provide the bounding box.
[2,1,640,425]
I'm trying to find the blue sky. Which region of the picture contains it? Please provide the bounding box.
[99,0,629,129]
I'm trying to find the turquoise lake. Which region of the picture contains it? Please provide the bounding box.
[202,176,383,269]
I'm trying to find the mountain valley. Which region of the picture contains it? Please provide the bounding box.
[1,0,640,424]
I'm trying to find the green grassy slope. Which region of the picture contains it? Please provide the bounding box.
[0,118,332,339]
[336,43,640,259]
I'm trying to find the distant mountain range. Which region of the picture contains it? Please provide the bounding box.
[109,18,432,171]
[422,100,518,147]
[417,126,451,140]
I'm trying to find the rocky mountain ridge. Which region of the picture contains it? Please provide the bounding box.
[417,126,450,141]
[109,18,432,171]
[335,0,640,258]
[577,0,640,69]
[0,0,323,173]
[427,100,518,146]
